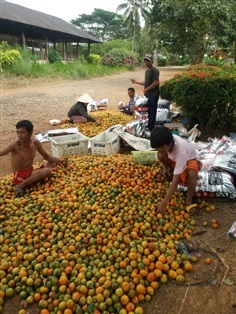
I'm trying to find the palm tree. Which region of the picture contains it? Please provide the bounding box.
[117,0,150,51]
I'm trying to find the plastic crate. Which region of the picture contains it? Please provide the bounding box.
[90,132,120,156]
[49,133,89,157]
[132,150,158,164]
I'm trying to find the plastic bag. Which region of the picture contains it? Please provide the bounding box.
[87,102,98,113]
[124,120,148,137]
[135,96,148,107]
[196,170,236,199]
[158,99,171,110]
[178,169,236,199]
[227,222,236,238]
[212,146,236,175]
[134,112,149,120]
[49,119,61,126]
[156,108,169,122]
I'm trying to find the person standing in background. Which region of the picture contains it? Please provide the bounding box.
[131,54,160,130]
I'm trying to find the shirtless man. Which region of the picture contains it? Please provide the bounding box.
[0,120,62,197]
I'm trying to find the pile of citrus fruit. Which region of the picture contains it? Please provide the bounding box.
[60,110,134,138]
[0,154,216,314]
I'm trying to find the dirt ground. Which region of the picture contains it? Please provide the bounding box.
[0,67,236,314]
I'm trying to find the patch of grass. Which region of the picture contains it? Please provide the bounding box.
[3,57,132,80]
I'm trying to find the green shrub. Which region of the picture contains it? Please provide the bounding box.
[0,41,22,68]
[157,57,168,67]
[160,64,236,128]
[203,56,226,67]
[101,49,139,68]
[86,54,101,65]
[48,50,62,64]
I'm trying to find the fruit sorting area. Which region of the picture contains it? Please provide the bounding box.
[0,149,216,314]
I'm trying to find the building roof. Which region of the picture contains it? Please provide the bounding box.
[0,0,102,44]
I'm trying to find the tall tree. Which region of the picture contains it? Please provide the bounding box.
[151,0,236,64]
[71,9,129,41]
[117,0,150,51]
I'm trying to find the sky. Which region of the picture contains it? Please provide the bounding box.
[7,0,124,22]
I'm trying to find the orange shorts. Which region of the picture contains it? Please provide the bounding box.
[165,156,201,184]
[13,167,33,185]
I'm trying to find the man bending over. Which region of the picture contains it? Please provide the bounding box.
[150,126,201,215]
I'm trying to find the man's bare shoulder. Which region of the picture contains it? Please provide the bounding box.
[31,138,42,148]
[8,140,19,150]
[32,138,41,145]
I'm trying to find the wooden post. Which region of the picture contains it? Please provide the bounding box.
[76,42,79,60]
[39,40,43,60]
[21,31,26,49]
[65,40,67,61]
[63,40,66,61]
[31,39,35,55]
[45,36,48,60]
[88,42,91,56]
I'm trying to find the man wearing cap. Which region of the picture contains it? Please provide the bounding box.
[131,54,160,131]
[68,93,101,125]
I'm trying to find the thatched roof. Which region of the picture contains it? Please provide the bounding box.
[0,0,102,44]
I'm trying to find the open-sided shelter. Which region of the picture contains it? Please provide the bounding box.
[0,0,102,60]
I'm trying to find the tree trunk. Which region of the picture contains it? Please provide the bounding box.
[234,41,236,64]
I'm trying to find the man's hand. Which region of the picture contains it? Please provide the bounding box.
[157,200,168,215]
[163,167,173,182]
[61,158,68,167]
[130,79,136,84]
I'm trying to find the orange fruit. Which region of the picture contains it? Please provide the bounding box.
[115,287,123,297]
[121,282,130,292]
[155,261,164,271]
[66,299,75,309]
[205,258,211,264]
[160,274,168,284]
[64,309,73,314]
[58,275,68,286]
[158,254,166,263]
[40,310,50,314]
[120,294,129,305]
[168,269,177,279]
[135,306,144,314]
[176,274,185,283]
[176,268,184,275]
[146,272,156,283]
[125,302,135,312]
[136,284,146,294]
[139,269,148,277]
[171,261,179,271]
[184,262,193,271]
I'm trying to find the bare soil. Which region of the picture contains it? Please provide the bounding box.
[0,67,236,314]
